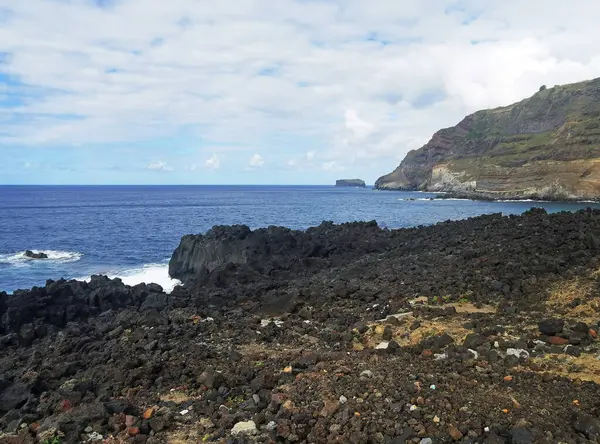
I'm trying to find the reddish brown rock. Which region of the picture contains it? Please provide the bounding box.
[547,336,569,345]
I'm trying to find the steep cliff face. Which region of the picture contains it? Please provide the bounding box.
[376,78,600,200]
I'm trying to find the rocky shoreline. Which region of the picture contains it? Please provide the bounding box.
[2,209,600,443]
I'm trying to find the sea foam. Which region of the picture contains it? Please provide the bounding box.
[0,250,83,266]
[78,263,181,294]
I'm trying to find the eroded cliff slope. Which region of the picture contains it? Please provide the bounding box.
[376,78,600,200]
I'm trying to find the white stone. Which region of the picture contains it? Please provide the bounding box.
[266,421,277,431]
[506,348,529,359]
[434,353,447,360]
[179,409,189,416]
[468,349,479,359]
[409,405,418,411]
[420,439,433,444]
[87,432,104,442]
[231,420,258,436]
[429,384,436,390]
[339,395,348,404]
[360,370,374,378]
[375,341,389,350]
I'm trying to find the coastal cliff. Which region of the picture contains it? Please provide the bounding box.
[376,78,600,200]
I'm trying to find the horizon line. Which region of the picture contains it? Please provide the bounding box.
[0,183,376,187]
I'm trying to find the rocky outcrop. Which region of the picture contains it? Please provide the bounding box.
[168,221,389,285]
[376,77,600,200]
[24,250,48,259]
[335,179,366,187]
[0,276,167,339]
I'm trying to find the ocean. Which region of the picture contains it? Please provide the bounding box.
[2,185,599,294]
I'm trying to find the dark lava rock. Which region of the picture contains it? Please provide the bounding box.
[573,412,600,439]
[573,321,590,333]
[565,345,581,357]
[382,325,393,341]
[568,331,588,345]
[24,250,48,259]
[511,427,534,444]
[463,333,487,349]
[168,221,388,284]
[0,383,30,412]
[538,318,564,336]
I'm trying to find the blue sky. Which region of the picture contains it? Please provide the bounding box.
[1,0,599,185]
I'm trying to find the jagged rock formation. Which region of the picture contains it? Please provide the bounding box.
[335,179,366,187]
[168,221,388,286]
[376,77,600,200]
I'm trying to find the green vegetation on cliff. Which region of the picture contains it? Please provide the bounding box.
[376,77,600,200]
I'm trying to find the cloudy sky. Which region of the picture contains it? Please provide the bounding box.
[1,0,599,185]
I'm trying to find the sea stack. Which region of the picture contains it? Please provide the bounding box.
[335,179,366,188]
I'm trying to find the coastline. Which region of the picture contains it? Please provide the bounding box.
[2,209,600,443]
[373,186,600,203]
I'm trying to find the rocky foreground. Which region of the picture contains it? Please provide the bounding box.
[2,209,600,443]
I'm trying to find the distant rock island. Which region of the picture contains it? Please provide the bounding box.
[335,179,366,187]
[375,77,600,201]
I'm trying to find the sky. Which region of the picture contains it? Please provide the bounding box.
[1,0,600,185]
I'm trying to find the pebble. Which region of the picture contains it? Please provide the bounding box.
[179,409,189,416]
[420,439,433,444]
[84,426,93,433]
[448,425,463,440]
[87,432,103,441]
[429,384,436,390]
[375,341,389,350]
[339,395,348,404]
[409,405,418,411]
[265,421,277,431]
[433,416,440,423]
[360,370,374,378]
[231,420,258,436]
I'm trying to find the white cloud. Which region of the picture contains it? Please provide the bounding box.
[1,0,600,182]
[185,164,197,171]
[204,153,220,170]
[322,161,339,171]
[147,160,173,171]
[248,153,265,168]
[287,159,297,167]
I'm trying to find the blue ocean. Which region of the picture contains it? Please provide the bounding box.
[1,185,599,293]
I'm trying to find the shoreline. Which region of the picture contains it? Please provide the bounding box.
[2,210,600,443]
[374,186,600,203]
